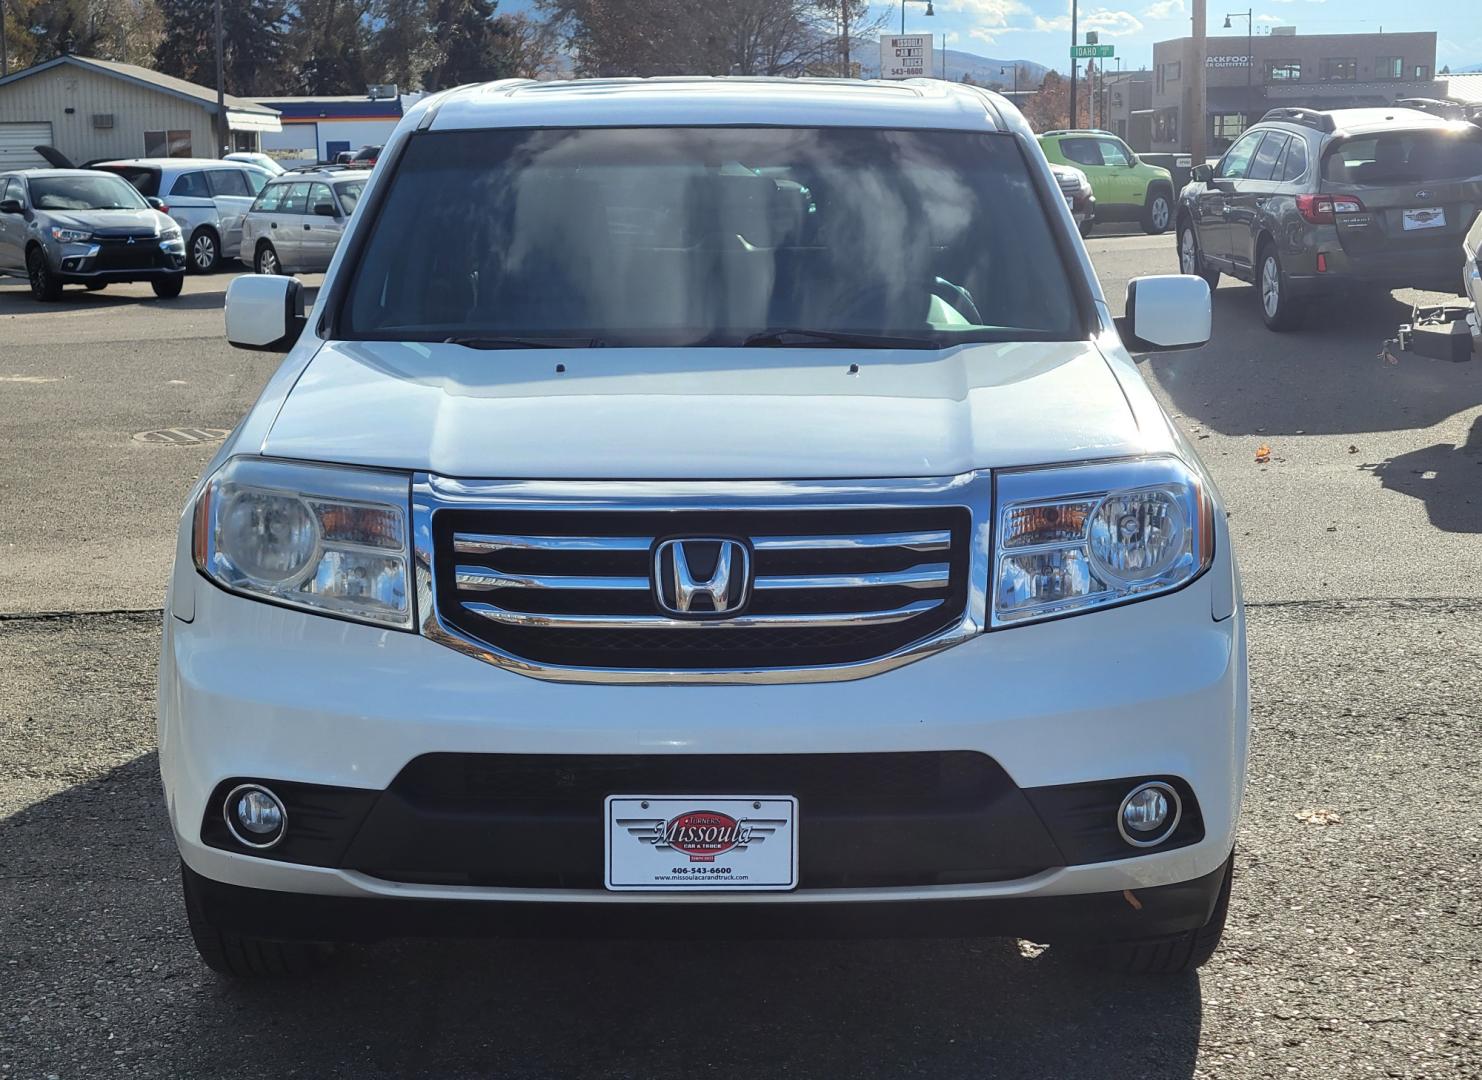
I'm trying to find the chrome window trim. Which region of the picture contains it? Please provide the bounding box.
[412,471,991,685]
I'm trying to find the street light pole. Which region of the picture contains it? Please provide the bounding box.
[1224,9,1253,133]
[1069,0,1079,128]
[900,0,934,36]
[1,0,8,78]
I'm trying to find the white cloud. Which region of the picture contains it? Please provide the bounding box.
[1270,0,1325,4]
[1143,0,1184,18]
[1256,14,1283,22]
[1085,9,1145,35]
[938,0,1030,44]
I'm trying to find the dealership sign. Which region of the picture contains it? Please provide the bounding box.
[1208,54,1252,68]
[880,34,934,79]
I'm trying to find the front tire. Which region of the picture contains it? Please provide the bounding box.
[1078,218,1095,239]
[1074,853,1234,975]
[188,228,220,274]
[1258,241,1304,331]
[152,274,184,299]
[1142,187,1173,235]
[26,247,62,302]
[181,862,328,979]
[1177,219,1220,290]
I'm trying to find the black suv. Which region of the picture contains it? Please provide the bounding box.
[1176,106,1482,330]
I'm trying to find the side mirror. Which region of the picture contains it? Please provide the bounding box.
[225,274,306,352]
[146,196,166,211]
[1190,163,1214,184]
[1116,275,1211,352]
[0,199,22,214]
[312,201,338,217]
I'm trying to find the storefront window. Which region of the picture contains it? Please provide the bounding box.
[1266,60,1301,82]
[144,130,193,157]
[1320,57,1357,82]
[1376,57,1403,80]
[1212,114,1247,143]
[1153,107,1179,145]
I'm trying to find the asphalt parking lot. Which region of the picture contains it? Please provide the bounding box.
[2,250,1480,1079]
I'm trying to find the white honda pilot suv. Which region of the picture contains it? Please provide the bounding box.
[160,77,1245,978]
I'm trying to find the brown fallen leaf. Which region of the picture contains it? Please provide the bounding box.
[1255,444,1272,464]
[1295,808,1342,825]
[1348,445,1360,454]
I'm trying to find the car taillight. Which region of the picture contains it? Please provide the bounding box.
[1296,194,1365,224]
[157,203,170,214]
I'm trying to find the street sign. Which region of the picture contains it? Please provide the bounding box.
[1071,44,1115,58]
[880,34,935,80]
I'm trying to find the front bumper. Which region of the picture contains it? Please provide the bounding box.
[52,238,186,284]
[160,544,1247,929]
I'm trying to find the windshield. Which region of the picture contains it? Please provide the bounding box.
[94,166,159,198]
[31,174,150,211]
[340,127,1083,347]
[1322,128,1482,184]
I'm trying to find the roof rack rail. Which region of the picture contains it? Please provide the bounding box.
[1259,107,1335,133]
[283,161,364,174]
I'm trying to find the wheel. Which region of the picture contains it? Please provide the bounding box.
[180,862,328,978]
[85,281,108,292]
[1142,187,1173,235]
[1177,219,1220,290]
[254,242,281,276]
[152,274,184,299]
[188,228,220,273]
[1258,241,1304,331]
[26,247,62,302]
[1078,218,1095,239]
[1073,853,1235,975]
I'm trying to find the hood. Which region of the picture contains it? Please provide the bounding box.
[261,339,1151,479]
[45,208,165,235]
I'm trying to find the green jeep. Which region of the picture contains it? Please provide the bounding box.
[1038,130,1174,236]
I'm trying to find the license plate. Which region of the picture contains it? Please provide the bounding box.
[604,795,798,891]
[1403,207,1446,231]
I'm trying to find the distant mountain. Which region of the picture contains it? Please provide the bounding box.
[853,41,1050,86]
[1453,63,1482,73]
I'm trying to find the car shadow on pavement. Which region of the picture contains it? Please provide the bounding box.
[1363,415,1482,533]
[0,752,1203,1080]
[1140,285,1479,438]
[0,285,229,315]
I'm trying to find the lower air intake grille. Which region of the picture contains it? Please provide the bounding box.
[431,506,972,671]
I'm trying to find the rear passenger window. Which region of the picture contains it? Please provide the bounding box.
[242,170,267,195]
[170,172,210,198]
[1218,131,1264,179]
[278,182,310,214]
[207,169,251,197]
[253,184,286,212]
[1247,133,1289,181]
[1060,138,1104,167]
[1282,139,1309,181]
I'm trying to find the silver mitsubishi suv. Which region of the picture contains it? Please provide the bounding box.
[0,168,186,301]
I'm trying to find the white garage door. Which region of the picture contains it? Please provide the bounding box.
[0,122,54,169]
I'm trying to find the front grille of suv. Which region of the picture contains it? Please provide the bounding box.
[429,505,973,671]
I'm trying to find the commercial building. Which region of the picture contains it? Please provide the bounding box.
[1100,68,1154,151]
[1149,29,1440,154]
[0,55,280,169]
[252,94,409,164]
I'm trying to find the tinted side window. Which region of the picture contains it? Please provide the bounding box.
[279,182,310,214]
[1282,138,1309,182]
[98,166,160,197]
[170,171,211,198]
[1219,132,1265,179]
[1247,133,1289,181]
[207,169,251,197]
[335,180,365,215]
[242,169,267,195]
[1060,138,1103,167]
[1097,139,1131,167]
[253,183,286,212]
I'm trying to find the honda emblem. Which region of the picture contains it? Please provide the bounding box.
[653,538,751,616]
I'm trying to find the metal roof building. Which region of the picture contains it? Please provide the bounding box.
[250,93,406,164]
[0,55,280,169]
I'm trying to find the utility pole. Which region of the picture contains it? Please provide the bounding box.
[214,0,225,157]
[1069,0,1078,128]
[1191,0,1207,163]
[1,0,8,78]
[840,0,849,77]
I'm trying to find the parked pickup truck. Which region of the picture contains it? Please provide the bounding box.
[161,77,1246,980]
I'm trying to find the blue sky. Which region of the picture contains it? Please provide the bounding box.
[877,0,1481,73]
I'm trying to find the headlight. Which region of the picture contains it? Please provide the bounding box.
[993,457,1214,626]
[193,458,411,628]
[49,226,92,243]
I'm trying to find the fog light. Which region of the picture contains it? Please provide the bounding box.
[1117,781,1181,848]
[224,784,286,849]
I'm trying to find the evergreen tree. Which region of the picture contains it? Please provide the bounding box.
[422,0,516,90]
[155,0,289,95]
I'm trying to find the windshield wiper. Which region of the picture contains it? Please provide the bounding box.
[444,335,604,350]
[741,328,940,350]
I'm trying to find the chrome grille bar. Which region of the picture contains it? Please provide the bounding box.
[455,566,650,592]
[750,530,950,553]
[462,598,943,631]
[753,563,951,591]
[454,532,652,555]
